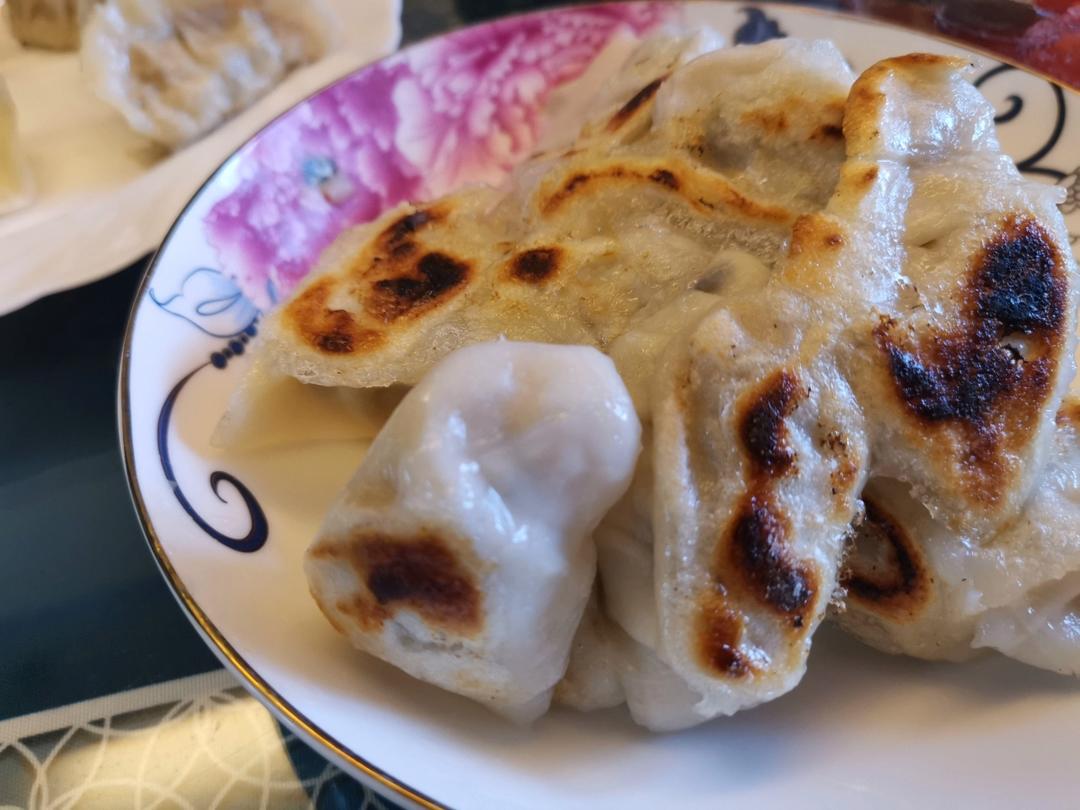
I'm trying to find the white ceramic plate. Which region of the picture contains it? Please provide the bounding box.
[0,0,399,316]
[120,3,1080,808]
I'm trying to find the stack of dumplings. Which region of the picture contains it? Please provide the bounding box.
[221,32,1080,729]
[81,0,337,147]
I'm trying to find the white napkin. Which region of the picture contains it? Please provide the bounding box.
[0,0,401,315]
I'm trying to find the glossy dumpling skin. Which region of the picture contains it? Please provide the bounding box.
[825,55,1080,675]
[652,294,868,718]
[591,429,717,730]
[242,37,853,392]
[82,0,336,148]
[304,341,640,723]
[838,55,1079,538]
[839,393,1080,672]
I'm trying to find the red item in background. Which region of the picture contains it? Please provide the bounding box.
[935,0,1041,48]
[1033,0,1078,14]
[1019,5,1080,88]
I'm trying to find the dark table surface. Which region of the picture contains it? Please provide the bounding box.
[1,0,1076,807]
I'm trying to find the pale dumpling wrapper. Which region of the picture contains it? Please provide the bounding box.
[840,390,1080,672]
[825,56,1080,671]
[304,341,640,723]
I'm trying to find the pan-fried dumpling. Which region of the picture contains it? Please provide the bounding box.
[839,394,1080,672]
[553,591,625,713]
[651,296,868,717]
[822,55,1080,675]
[227,38,854,421]
[210,353,407,451]
[635,52,979,719]
[305,341,640,723]
[82,0,336,148]
[591,429,713,730]
[837,55,1079,537]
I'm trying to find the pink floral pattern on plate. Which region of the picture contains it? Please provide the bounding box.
[204,2,674,310]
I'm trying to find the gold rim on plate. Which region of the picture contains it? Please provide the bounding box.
[116,4,1078,809]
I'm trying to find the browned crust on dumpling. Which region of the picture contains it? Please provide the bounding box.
[280,202,480,356]
[841,496,931,622]
[539,158,795,224]
[696,589,753,677]
[740,106,790,135]
[606,75,668,133]
[1056,396,1080,429]
[789,215,845,255]
[310,531,484,636]
[822,430,861,511]
[285,277,384,354]
[779,213,852,295]
[504,247,563,284]
[693,370,825,674]
[739,94,846,145]
[843,53,969,155]
[874,215,1067,506]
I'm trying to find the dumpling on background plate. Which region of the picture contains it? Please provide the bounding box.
[304,341,640,723]
[81,0,337,148]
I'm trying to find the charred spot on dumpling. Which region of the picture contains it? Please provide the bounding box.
[508,247,561,284]
[875,216,1066,502]
[367,251,471,322]
[649,169,679,190]
[542,164,679,214]
[841,496,930,621]
[606,75,667,132]
[287,278,383,355]
[542,160,791,223]
[738,370,803,477]
[378,207,443,250]
[974,216,1064,334]
[728,494,816,616]
[878,328,1023,423]
[322,532,483,635]
[695,591,751,678]
[811,123,844,142]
